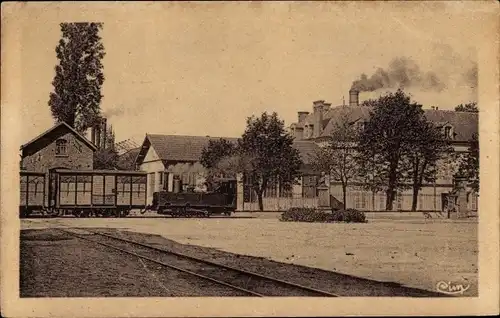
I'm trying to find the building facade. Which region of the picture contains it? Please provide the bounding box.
[20,122,97,172]
[288,89,479,213]
[134,134,322,210]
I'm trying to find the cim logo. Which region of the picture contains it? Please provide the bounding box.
[436,281,471,295]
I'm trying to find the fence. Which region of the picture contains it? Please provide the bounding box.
[238,190,479,213]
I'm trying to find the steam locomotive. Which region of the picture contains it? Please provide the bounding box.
[19,169,237,218]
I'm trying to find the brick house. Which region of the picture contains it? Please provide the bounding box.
[134,134,322,210]
[20,121,97,172]
[288,90,479,212]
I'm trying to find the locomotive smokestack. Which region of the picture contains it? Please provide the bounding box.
[349,89,359,106]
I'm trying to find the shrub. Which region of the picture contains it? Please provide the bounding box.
[331,208,367,223]
[280,207,333,223]
[279,207,367,223]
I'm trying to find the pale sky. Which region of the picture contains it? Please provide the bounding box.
[7,2,490,145]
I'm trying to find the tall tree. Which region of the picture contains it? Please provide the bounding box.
[454,102,478,113]
[49,22,105,133]
[405,119,452,211]
[357,89,424,211]
[310,110,359,209]
[456,133,479,192]
[238,112,303,211]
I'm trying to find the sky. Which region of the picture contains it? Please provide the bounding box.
[7,2,490,146]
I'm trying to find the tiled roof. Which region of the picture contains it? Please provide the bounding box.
[319,106,372,137]
[423,110,478,141]
[292,140,320,165]
[135,134,320,166]
[20,121,97,157]
[138,134,239,164]
[319,106,478,142]
[117,147,141,170]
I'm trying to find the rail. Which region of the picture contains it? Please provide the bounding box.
[60,229,339,297]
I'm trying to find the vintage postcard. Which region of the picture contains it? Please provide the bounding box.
[1,1,499,317]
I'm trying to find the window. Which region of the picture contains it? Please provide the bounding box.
[162,172,169,190]
[354,192,367,210]
[443,125,454,140]
[264,177,278,198]
[56,139,68,155]
[357,121,365,131]
[279,177,293,197]
[302,175,318,198]
[243,173,257,202]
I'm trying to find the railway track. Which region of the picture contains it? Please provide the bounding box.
[60,228,339,297]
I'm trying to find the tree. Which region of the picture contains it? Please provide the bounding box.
[238,112,303,211]
[310,110,359,209]
[357,89,425,211]
[200,138,237,170]
[49,22,105,133]
[405,119,452,211]
[93,127,118,169]
[455,102,478,113]
[200,138,237,190]
[456,133,479,192]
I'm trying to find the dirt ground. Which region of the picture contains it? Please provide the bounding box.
[21,212,478,296]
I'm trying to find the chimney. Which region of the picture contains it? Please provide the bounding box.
[91,127,96,145]
[95,124,101,149]
[298,111,309,123]
[349,89,359,107]
[101,118,107,149]
[323,102,331,112]
[313,100,325,113]
[312,100,326,138]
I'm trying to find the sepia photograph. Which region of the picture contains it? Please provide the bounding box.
[1,1,499,317]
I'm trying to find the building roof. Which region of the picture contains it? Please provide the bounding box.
[315,106,478,142]
[134,134,320,167]
[135,134,240,166]
[20,121,97,157]
[423,109,478,142]
[291,140,320,165]
[116,147,141,170]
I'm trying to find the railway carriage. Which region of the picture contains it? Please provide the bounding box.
[19,169,236,218]
[19,171,46,217]
[47,169,148,217]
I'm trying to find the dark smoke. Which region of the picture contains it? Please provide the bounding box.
[351,57,446,92]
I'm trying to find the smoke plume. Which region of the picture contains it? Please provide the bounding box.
[463,62,478,90]
[351,57,446,92]
[102,108,125,119]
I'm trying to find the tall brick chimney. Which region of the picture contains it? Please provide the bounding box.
[349,89,359,106]
[298,111,309,123]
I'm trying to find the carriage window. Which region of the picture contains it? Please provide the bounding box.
[56,139,68,155]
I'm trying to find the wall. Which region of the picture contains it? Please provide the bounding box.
[329,183,478,212]
[138,146,166,204]
[236,174,319,211]
[21,131,94,172]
